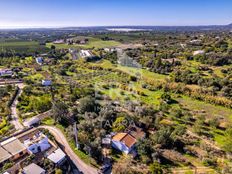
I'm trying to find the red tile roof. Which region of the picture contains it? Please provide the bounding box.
[112,133,136,148]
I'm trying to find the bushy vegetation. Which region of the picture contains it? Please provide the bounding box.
[1,29,232,173]
[0,85,16,138]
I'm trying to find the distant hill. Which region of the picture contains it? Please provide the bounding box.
[2,24,232,32]
[60,24,232,32]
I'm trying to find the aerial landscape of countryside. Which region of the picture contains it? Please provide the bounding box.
[0,0,232,174]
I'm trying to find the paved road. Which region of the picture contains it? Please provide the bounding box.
[10,83,24,131]
[39,125,98,174]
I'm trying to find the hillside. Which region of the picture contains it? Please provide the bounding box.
[0,29,232,173]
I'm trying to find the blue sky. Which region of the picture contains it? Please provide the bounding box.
[0,0,232,28]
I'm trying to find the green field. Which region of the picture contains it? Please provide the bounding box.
[46,37,121,49]
[117,65,167,81]
[177,95,232,121]
[0,40,49,53]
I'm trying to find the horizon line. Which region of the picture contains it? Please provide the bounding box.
[0,23,231,30]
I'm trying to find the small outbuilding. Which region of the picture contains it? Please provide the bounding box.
[42,79,52,86]
[193,50,205,56]
[23,116,40,127]
[23,163,46,174]
[47,148,66,165]
[36,57,43,65]
[0,69,13,77]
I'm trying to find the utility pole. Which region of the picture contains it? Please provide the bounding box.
[194,166,197,174]
[73,122,79,149]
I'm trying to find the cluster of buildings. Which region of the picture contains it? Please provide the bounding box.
[53,38,88,45]
[0,128,66,174]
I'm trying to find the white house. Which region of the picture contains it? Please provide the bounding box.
[42,79,52,86]
[102,137,111,145]
[36,57,43,65]
[193,50,205,56]
[79,50,93,58]
[112,133,136,154]
[104,48,110,52]
[24,135,51,154]
[23,116,40,127]
[47,148,66,165]
[53,39,65,44]
[190,39,202,44]
[112,126,145,154]
[0,69,13,77]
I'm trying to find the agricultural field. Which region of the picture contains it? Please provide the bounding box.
[0,39,49,54]
[46,37,121,49]
[0,29,232,173]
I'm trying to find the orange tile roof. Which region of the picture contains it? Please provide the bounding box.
[112,133,136,148]
[121,134,136,148]
[112,133,127,141]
